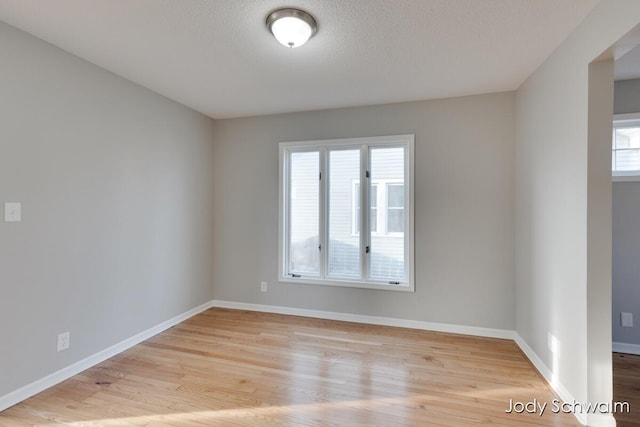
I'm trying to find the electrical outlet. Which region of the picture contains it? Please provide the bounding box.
[57,331,70,352]
[4,202,21,222]
[621,312,633,328]
[260,281,268,292]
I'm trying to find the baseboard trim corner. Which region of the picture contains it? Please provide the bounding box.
[613,341,640,355]
[0,300,215,412]
[513,333,587,425]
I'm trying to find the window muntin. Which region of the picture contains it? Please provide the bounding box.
[279,135,414,291]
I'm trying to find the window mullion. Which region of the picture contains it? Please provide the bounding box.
[404,144,412,285]
[286,150,292,276]
[380,181,387,234]
[319,149,327,280]
[360,145,369,281]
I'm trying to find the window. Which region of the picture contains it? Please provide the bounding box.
[279,134,414,291]
[613,114,640,181]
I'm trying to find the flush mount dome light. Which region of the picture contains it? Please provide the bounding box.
[266,8,317,48]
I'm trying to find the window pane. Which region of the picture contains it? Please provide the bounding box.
[614,127,640,171]
[616,148,640,171]
[387,209,404,233]
[387,184,404,233]
[289,151,320,275]
[328,150,360,278]
[387,184,404,208]
[370,147,405,281]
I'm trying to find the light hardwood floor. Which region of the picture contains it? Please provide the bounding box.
[0,308,580,426]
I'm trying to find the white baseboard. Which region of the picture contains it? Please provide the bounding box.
[513,333,587,425]
[613,341,640,355]
[587,413,618,427]
[0,300,214,413]
[210,299,515,340]
[513,334,619,426]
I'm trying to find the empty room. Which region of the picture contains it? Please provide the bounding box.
[1,1,639,426]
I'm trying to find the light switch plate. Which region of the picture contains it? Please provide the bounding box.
[4,202,21,222]
[621,312,633,328]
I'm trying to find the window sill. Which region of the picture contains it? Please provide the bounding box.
[613,174,640,182]
[279,276,414,292]
[350,232,403,238]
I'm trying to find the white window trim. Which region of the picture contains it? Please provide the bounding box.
[613,113,640,182]
[278,134,415,292]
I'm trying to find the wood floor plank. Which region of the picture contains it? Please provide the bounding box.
[614,352,640,427]
[0,308,583,426]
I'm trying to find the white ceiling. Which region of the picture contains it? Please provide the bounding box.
[0,0,600,119]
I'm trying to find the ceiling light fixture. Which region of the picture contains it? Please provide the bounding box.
[266,8,317,48]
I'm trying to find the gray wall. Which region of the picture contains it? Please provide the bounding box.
[612,183,640,345]
[514,1,640,424]
[614,78,640,114]
[613,78,640,346]
[0,21,215,397]
[212,92,516,330]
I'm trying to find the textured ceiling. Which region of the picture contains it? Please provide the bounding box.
[0,0,600,119]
